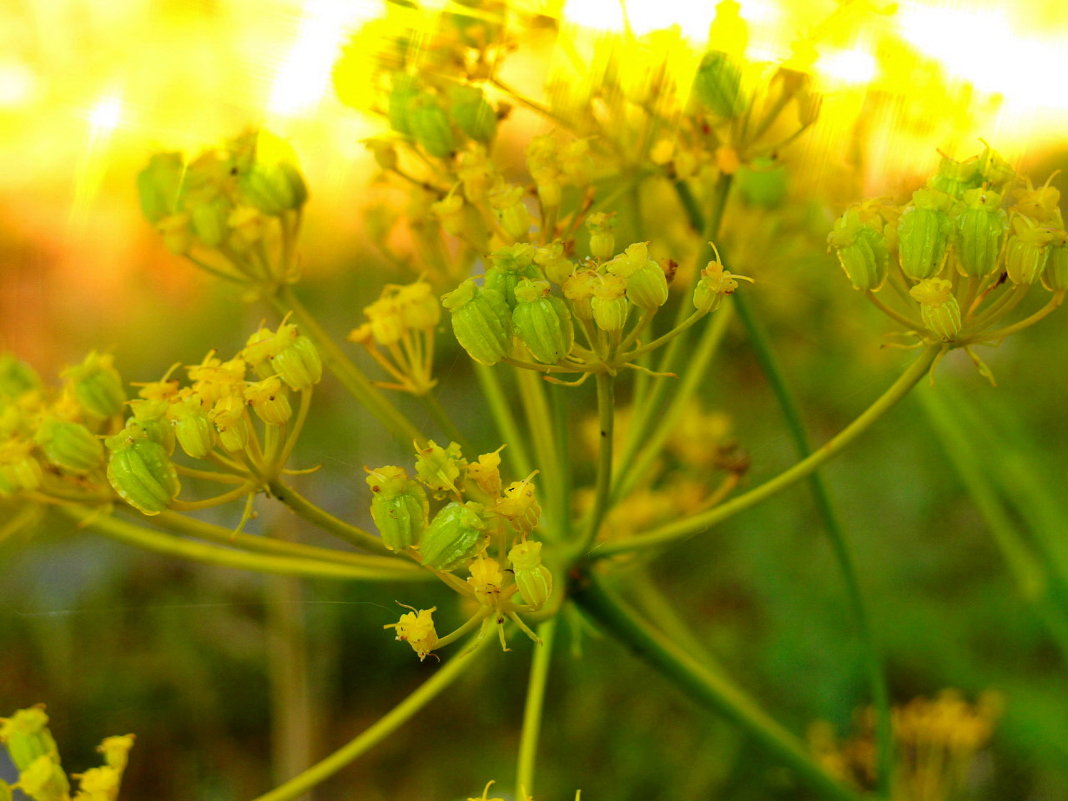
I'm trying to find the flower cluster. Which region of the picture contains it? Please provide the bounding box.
[0,705,134,801]
[828,145,1066,380]
[369,441,552,659]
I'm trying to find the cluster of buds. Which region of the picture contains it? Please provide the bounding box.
[386,74,498,159]
[828,146,1067,376]
[0,320,321,519]
[137,129,308,291]
[371,442,553,659]
[348,280,440,394]
[0,705,135,801]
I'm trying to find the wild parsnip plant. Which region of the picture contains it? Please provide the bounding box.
[3,1,1067,800]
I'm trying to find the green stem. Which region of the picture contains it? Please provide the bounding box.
[249,636,492,801]
[474,365,533,478]
[272,285,426,444]
[515,368,563,523]
[516,619,556,798]
[569,575,865,801]
[421,390,470,452]
[61,507,421,582]
[594,345,940,558]
[731,290,894,796]
[575,373,615,555]
[618,310,706,362]
[268,479,393,556]
[962,290,1064,343]
[153,511,423,575]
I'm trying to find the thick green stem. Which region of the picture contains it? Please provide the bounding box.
[272,285,426,444]
[268,479,392,556]
[570,575,865,801]
[516,619,556,797]
[61,507,421,582]
[731,290,893,797]
[594,346,941,557]
[249,636,492,801]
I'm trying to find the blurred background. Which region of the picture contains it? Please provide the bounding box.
[1,0,1067,799]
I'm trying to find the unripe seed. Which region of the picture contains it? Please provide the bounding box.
[508,540,552,610]
[910,278,961,341]
[956,188,1007,277]
[63,351,126,420]
[1005,216,1053,285]
[167,394,217,459]
[692,51,745,118]
[448,84,497,144]
[244,376,292,426]
[419,501,487,571]
[591,274,629,332]
[512,279,574,364]
[827,208,888,291]
[897,189,953,280]
[105,424,181,515]
[442,280,514,366]
[366,466,429,551]
[409,96,456,158]
[35,418,103,474]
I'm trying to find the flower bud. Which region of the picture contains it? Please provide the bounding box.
[366,465,429,551]
[137,152,185,223]
[441,280,514,366]
[414,439,465,495]
[244,376,292,426]
[897,189,953,280]
[508,540,552,610]
[463,448,503,503]
[591,274,629,332]
[34,418,103,475]
[448,84,497,144]
[1005,216,1053,285]
[827,208,888,291]
[691,51,745,118]
[396,282,441,330]
[467,556,504,605]
[63,351,126,420]
[409,96,456,159]
[167,393,217,459]
[419,501,487,570]
[512,280,574,364]
[910,278,961,341]
[0,706,59,772]
[693,254,750,313]
[105,424,181,515]
[586,212,615,261]
[956,188,1008,277]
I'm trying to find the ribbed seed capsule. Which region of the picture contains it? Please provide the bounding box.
[63,352,126,420]
[167,394,216,459]
[693,256,750,313]
[237,130,308,215]
[827,208,888,291]
[910,278,961,341]
[606,243,669,310]
[366,466,429,552]
[497,472,541,534]
[484,244,538,308]
[210,395,250,453]
[1005,216,1053,285]
[0,706,59,772]
[448,84,497,144]
[591,274,629,332]
[409,96,456,158]
[1041,238,1068,292]
[508,540,552,611]
[270,324,323,391]
[691,51,745,118]
[441,280,514,366]
[105,424,181,515]
[419,501,487,571]
[512,280,574,364]
[34,418,103,474]
[244,377,292,425]
[136,152,184,223]
[128,399,175,453]
[0,439,43,493]
[927,154,981,200]
[897,189,953,279]
[956,188,1007,277]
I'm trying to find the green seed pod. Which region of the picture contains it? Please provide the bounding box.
[34,418,103,474]
[409,96,456,159]
[485,244,538,308]
[0,354,40,400]
[448,84,497,145]
[586,212,615,261]
[508,540,552,611]
[419,501,487,571]
[562,269,598,321]
[0,706,59,772]
[0,440,42,494]
[1005,216,1053,285]
[897,189,953,279]
[136,152,185,223]
[615,247,669,310]
[236,130,308,216]
[910,278,960,341]
[245,376,292,426]
[210,395,250,453]
[591,274,629,332]
[387,77,419,136]
[273,332,322,391]
[105,425,181,516]
[441,280,514,366]
[691,51,745,118]
[1041,238,1068,292]
[928,153,981,200]
[978,143,1015,190]
[366,465,429,551]
[827,208,888,291]
[512,280,574,364]
[956,188,1007,277]
[737,156,787,209]
[63,351,126,420]
[167,394,217,459]
[128,398,175,454]
[190,195,232,247]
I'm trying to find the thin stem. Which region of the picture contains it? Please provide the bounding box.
[570,575,865,801]
[272,388,313,476]
[268,479,393,556]
[866,290,927,333]
[574,373,615,555]
[594,345,941,558]
[174,464,250,485]
[961,290,1064,343]
[516,619,556,798]
[60,507,421,582]
[618,310,706,362]
[515,368,562,516]
[171,482,257,511]
[272,285,426,444]
[249,635,492,801]
[475,365,534,478]
[421,390,471,452]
